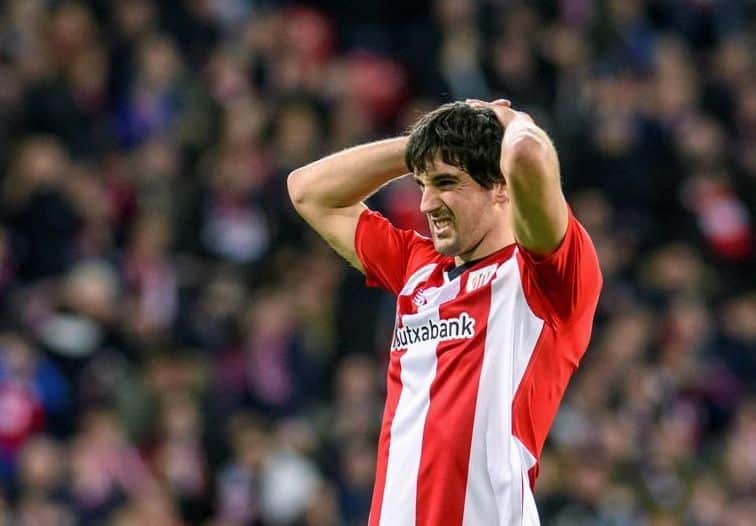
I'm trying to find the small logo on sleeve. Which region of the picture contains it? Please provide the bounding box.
[391,312,475,350]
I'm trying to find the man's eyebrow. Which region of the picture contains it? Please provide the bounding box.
[429,172,458,181]
[413,172,458,185]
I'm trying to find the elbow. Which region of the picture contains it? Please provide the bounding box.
[287,169,307,207]
[509,134,549,169]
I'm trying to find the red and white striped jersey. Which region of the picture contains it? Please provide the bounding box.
[355,208,602,526]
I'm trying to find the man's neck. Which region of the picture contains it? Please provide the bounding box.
[453,229,516,266]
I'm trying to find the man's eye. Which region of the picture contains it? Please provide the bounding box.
[437,180,454,187]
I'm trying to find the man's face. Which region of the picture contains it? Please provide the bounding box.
[414,160,500,260]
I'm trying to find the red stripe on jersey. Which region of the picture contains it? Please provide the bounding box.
[511,325,552,487]
[414,284,492,525]
[513,252,596,488]
[369,349,406,526]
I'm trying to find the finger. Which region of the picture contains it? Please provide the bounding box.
[465,98,486,106]
[492,99,511,106]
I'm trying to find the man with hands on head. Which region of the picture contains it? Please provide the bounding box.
[288,99,601,526]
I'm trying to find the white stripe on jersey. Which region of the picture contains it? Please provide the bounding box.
[463,255,544,525]
[379,307,441,524]
[398,264,436,296]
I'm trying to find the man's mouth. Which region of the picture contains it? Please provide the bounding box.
[431,217,453,235]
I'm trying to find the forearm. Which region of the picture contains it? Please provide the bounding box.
[287,137,409,209]
[501,114,567,254]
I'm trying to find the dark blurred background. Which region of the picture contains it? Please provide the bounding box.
[0,0,754,524]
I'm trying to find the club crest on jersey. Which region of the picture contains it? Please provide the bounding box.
[391,312,475,350]
[466,264,498,293]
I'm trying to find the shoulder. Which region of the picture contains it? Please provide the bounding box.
[514,211,602,326]
[356,209,442,294]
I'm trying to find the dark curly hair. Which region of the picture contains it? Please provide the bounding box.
[405,102,504,189]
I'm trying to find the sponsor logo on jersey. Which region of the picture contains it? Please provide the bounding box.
[391,312,475,350]
[466,264,498,293]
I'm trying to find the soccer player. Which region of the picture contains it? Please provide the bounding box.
[287,99,602,525]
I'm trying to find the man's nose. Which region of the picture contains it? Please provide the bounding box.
[419,187,440,214]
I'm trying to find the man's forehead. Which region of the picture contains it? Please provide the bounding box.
[413,159,468,180]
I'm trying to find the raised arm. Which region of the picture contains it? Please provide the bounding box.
[287,137,410,271]
[468,99,568,255]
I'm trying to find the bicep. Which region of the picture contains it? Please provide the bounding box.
[505,134,569,256]
[294,201,367,273]
[518,214,602,325]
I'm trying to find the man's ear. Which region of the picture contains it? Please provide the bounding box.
[492,181,509,204]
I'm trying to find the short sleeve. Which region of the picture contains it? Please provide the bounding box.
[355,209,434,296]
[517,210,603,326]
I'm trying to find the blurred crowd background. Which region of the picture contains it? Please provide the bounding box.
[0,0,754,524]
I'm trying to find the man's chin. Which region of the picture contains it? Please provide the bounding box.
[433,238,458,256]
